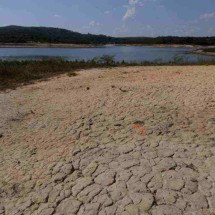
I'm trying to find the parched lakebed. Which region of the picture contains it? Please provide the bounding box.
[0,66,215,215]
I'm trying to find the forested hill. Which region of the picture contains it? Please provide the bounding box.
[0,26,114,44]
[0,25,215,46]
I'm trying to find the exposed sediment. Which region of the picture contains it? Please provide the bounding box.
[0,66,215,214]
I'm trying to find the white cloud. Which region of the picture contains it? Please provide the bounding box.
[80,20,101,33]
[122,0,157,21]
[54,14,61,18]
[129,0,139,5]
[123,0,139,21]
[89,20,100,27]
[123,7,136,21]
[105,10,110,14]
[200,13,215,20]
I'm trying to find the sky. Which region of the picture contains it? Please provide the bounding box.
[0,0,215,37]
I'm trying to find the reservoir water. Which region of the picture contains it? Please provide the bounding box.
[0,46,214,62]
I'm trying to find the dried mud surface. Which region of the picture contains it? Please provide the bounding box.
[0,66,215,215]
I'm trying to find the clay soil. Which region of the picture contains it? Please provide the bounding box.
[0,66,215,215]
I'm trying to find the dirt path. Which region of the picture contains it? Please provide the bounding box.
[0,66,215,215]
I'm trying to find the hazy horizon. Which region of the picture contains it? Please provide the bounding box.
[0,0,215,37]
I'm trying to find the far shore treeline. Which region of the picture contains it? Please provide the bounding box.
[0,25,215,46]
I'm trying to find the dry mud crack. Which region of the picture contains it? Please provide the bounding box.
[0,66,215,215]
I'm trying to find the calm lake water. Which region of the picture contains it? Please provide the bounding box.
[0,46,214,62]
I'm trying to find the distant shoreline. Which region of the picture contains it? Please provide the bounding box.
[192,49,215,56]
[0,43,103,48]
[0,43,213,49]
[1,43,215,57]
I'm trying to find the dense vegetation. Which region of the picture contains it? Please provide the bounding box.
[117,37,215,46]
[202,48,215,52]
[1,56,215,90]
[0,56,119,90]
[0,26,114,44]
[0,26,215,46]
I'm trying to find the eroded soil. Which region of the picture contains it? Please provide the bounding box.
[0,66,215,215]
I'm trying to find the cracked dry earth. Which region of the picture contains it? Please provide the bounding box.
[1,66,215,215]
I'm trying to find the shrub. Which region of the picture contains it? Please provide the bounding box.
[1,56,215,90]
[67,71,78,77]
[93,55,115,65]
